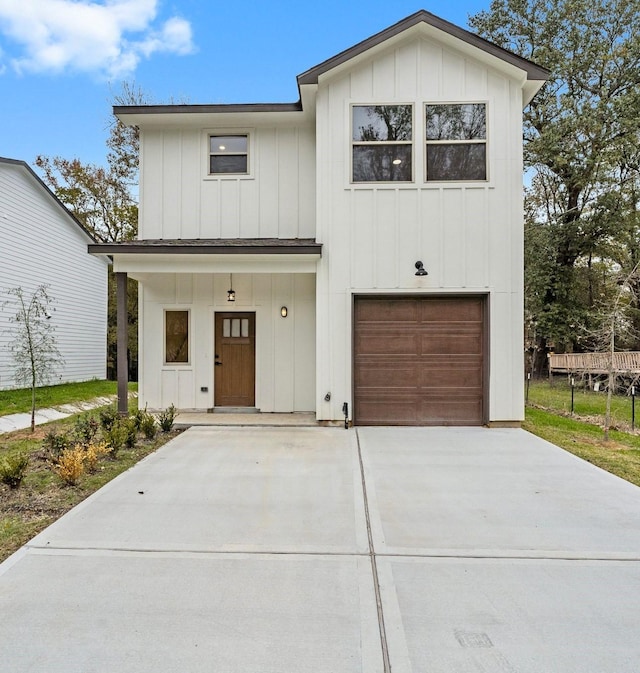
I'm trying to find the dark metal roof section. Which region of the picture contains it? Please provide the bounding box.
[297,9,550,85]
[114,102,303,116]
[89,238,322,255]
[0,156,102,245]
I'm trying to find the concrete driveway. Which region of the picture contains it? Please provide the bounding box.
[1,426,640,672]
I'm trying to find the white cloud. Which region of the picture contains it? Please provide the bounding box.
[0,0,194,77]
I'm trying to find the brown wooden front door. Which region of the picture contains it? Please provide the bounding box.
[353,296,486,426]
[214,312,256,407]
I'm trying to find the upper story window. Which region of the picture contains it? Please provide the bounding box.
[352,105,412,182]
[209,135,248,174]
[425,103,487,181]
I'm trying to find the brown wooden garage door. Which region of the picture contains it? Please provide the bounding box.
[354,296,485,426]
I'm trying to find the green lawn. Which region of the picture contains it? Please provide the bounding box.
[524,379,640,487]
[0,380,137,417]
[527,378,637,429]
[524,406,640,487]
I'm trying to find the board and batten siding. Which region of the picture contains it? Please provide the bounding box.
[136,272,315,411]
[314,35,525,422]
[139,126,316,240]
[0,162,108,390]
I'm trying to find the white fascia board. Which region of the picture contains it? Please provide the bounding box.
[112,253,320,274]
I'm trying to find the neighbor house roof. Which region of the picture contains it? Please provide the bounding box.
[0,156,102,246]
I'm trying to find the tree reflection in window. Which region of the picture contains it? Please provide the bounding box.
[352,105,413,182]
[165,310,189,363]
[425,104,487,181]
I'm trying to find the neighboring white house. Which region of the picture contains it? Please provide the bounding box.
[0,157,109,390]
[91,10,548,425]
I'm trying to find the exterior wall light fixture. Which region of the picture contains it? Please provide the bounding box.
[227,274,235,302]
[415,261,428,276]
[281,306,288,318]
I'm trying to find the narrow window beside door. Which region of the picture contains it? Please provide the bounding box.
[165,310,189,364]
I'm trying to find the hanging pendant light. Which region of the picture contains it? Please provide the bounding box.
[227,273,235,302]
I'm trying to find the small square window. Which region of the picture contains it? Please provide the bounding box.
[165,310,189,364]
[209,135,248,175]
[352,105,413,182]
[425,104,487,181]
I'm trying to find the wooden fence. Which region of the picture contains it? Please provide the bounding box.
[548,352,640,374]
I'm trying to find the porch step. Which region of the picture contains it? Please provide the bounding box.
[211,407,260,414]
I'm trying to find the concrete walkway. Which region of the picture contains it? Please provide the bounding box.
[1,426,640,672]
[0,396,116,434]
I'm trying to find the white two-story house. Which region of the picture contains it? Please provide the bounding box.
[91,10,548,426]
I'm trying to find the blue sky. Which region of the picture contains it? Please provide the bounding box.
[0,0,489,170]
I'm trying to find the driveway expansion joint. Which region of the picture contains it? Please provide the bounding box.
[356,428,391,673]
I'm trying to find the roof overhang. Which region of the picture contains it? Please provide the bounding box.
[298,11,548,106]
[114,102,313,128]
[114,10,548,128]
[88,239,322,275]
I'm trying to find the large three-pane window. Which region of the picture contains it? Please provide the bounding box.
[425,103,487,181]
[352,105,413,182]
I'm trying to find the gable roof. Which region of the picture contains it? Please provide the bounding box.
[115,9,548,123]
[0,157,102,246]
[298,10,549,86]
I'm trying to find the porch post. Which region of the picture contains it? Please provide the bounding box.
[116,271,129,416]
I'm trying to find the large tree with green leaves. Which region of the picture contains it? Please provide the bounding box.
[36,83,147,379]
[470,0,640,372]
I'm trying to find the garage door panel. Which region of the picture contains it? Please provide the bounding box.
[419,366,483,388]
[420,334,482,355]
[354,296,485,426]
[355,396,483,426]
[355,399,422,424]
[356,365,419,388]
[356,334,419,354]
[356,300,418,323]
[419,298,483,322]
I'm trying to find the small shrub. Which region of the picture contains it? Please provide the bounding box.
[103,419,127,457]
[42,429,71,462]
[99,405,119,431]
[82,441,110,472]
[158,404,177,432]
[123,417,138,448]
[53,447,85,485]
[0,452,29,489]
[140,412,158,440]
[131,408,146,431]
[74,415,99,444]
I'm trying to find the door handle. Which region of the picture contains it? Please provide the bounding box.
[215,361,222,366]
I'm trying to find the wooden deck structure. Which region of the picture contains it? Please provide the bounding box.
[548,352,640,375]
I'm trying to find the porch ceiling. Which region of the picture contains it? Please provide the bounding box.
[89,238,322,274]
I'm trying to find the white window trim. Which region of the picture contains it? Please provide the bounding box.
[164,308,191,366]
[423,101,490,183]
[349,103,415,185]
[203,129,255,180]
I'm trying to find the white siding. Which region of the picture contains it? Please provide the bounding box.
[0,163,108,390]
[139,126,316,240]
[136,272,315,412]
[315,35,526,422]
